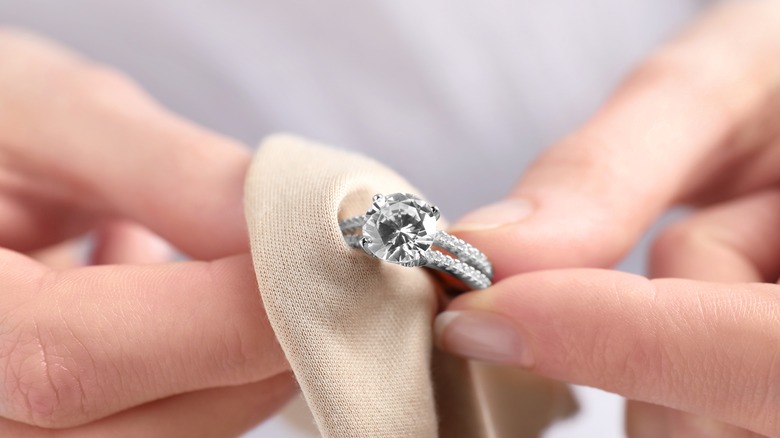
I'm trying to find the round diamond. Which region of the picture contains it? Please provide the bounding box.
[362,193,438,266]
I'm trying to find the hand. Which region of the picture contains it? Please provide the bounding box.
[435,3,780,437]
[0,30,293,436]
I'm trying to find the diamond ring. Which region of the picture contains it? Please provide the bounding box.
[340,192,493,290]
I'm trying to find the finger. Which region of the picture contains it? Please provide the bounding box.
[0,373,296,437]
[0,251,288,428]
[627,189,780,437]
[89,220,174,265]
[28,238,85,270]
[0,193,95,254]
[21,219,169,269]
[435,271,780,436]
[0,29,250,258]
[448,1,780,277]
[627,400,761,438]
[625,401,670,438]
[650,189,780,283]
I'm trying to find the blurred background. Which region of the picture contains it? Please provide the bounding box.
[1,1,711,436]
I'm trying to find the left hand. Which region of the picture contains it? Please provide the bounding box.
[0,29,293,436]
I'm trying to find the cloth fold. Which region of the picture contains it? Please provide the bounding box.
[244,134,575,437]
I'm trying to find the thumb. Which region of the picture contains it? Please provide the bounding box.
[434,270,780,436]
[449,1,780,277]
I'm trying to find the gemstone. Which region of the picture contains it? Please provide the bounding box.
[362,193,438,266]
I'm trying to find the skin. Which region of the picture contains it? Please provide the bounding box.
[2,1,779,437]
[439,2,780,437]
[0,30,295,435]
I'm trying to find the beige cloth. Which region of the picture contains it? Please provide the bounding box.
[244,134,575,437]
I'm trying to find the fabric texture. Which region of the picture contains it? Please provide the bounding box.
[244,134,575,437]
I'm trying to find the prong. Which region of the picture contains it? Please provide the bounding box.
[367,194,386,215]
[371,194,386,206]
[416,251,428,267]
[360,236,372,249]
[431,205,440,219]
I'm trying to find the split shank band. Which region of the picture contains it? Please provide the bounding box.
[339,193,493,290]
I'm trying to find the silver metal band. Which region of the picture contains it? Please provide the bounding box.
[421,249,492,290]
[340,214,493,290]
[433,232,493,279]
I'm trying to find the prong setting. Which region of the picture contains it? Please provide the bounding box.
[339,192,493,290]
[361,193,437,265]
[366,194,386,215]
[398,251,425,267]
[371,193,386,205]
[417,251,429,266]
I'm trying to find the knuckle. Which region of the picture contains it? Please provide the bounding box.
[74,63,144,101]
[580,276,668,397]
[59,63,154,128]
[0,30,145,146]
[626,29,772,127]
[0,312,101,428]
[624,49,680,89]
[0,26,41,46]
[626,41,718,95]
[651,219,709,263]
[650,221,685,261]
[205,260,288,382]
[750,350,780,434]
[539,273,666,396]
[50,61,145,116]
[619,43,720,105]
[217,322,255,378]
[216,304,287,382]
[0,26,21,43]
[0,31,142,107]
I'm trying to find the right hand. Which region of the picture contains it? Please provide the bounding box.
[437,2,780,437]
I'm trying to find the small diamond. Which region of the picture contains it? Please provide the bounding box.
[362,193,438,266]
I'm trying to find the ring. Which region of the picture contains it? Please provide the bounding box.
[340,192,493,290]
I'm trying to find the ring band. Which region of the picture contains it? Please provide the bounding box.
[340,193,493,290]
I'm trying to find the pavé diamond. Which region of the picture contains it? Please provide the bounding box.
[362,193,438,266]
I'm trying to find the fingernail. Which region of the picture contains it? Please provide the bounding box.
[435,310,533,366]
[450,198,534,232]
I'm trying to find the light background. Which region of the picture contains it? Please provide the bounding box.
[1,1,711,436]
